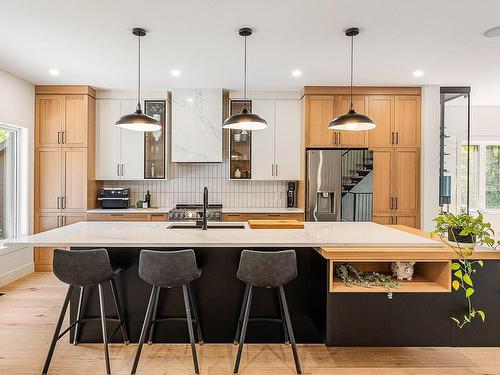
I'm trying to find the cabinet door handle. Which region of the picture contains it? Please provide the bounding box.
[396,132,399,145]
[117,164,120,177]
[334,132,337,145]
[121,164,124,176]
[61,131,65,144]
[57,215,61,228]
[390,197,393,209]
[395,216,398,225]
[395,197,398,209]
[391,132,394,145]
[338,132,341,145]
[63,216,66,226]
[267,214,281,217]
[271,164,274,177]
[62,196,65,209]
[57,131,61,144]
[57,196,60,209]
[275,164,278,177]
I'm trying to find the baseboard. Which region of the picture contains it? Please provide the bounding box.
[0,262,34,288]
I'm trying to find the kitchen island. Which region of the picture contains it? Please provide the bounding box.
[10,222,500,347]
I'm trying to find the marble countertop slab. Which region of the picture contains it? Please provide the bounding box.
[9,222,442,249]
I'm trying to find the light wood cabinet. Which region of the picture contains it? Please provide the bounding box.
[305,96,335,147]
[35,86,98,271]
[301,87,421,228]
[368,96,394,147]
[335,96,368,147]
[394,96,421,147]
[62,148,88,212]
[86,213,166,222]
[36,95,88,148]
[222,212,304,222]
[372,148,393,214]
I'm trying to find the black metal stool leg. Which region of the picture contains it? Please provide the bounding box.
[131,286,158,375]
[187,283,203,344]
[73,286,85,345]
[110,278,130,345]
[182,284,200,374]
[233,283,250,344]
[42,285,73,375]
[277,287,289,345]
[233,284,253,374]
[147,287,161,345]
[98,284,111,375]
[279,285,301,374]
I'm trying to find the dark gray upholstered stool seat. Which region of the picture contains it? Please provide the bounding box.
[43,249,129,375]
[131,249,203,375]
[233,249,301,374]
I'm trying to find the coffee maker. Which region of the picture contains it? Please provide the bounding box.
[287,182,297,208]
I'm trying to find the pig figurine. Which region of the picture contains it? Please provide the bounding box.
[391,261,416,281]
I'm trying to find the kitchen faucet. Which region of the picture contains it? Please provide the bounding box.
[196,187,208,230]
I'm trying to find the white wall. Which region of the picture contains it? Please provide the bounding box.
[0,69,34,287]
[421,85,441,231]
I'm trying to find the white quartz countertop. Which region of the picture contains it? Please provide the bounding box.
[9,222,441,248]
[86,207,304,214]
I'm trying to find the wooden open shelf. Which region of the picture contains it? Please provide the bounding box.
[329,261,451,293]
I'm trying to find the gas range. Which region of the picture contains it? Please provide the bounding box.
[168,204,223,222]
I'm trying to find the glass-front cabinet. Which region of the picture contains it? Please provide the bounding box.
[229,100,252,179]
[144,100,166,179]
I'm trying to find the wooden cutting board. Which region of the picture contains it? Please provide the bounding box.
[248,219,304,229]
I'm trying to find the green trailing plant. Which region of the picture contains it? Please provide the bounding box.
[431,211,499,329]
[334,263,399,299]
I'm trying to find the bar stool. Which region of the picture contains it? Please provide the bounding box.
[42,248,129,375]
[131,249,203,375]
[233,249,301,374]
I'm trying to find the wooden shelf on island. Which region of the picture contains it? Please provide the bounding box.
[329,260,451,293]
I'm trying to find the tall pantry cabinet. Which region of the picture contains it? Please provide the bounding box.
[34,86,99,271]
[301,87,421,228]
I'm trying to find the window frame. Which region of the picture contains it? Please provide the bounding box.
[458,138,500,213]
[0,123,20,240]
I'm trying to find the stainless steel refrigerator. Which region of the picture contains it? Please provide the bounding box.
[306,149,373,222]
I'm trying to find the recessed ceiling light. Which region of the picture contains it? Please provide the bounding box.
[291,69,302,77]
[171,69,181,77]
[413,70,424,77]
[186,97,193,103]
[483,26,500,38]
[49,69,60,76]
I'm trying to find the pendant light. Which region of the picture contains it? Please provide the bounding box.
[115,28,161,132]
[328,28,376,131]
[223,28,267,130]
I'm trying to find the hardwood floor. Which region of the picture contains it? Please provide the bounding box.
[0,273,499,375]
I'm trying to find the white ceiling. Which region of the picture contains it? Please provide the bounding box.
[1,0,500,104]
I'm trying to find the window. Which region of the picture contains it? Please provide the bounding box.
[0,125,18,240]
[459,142,500,212]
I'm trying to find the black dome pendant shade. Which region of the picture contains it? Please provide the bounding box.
[223,28,268,130]
[328,27,376,131]
[115,27,161,132]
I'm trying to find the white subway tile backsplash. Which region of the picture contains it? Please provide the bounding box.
[103,161,289,208]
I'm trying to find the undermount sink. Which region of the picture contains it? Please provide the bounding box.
[167,223,246,229]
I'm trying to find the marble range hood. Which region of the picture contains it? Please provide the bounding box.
[171,89,224,163]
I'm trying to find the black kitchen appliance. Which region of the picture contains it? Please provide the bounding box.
[168,204,222,222]
[287,182,297,208]
[98,188,131,209]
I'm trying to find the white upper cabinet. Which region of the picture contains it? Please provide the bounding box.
[119,100,145,179]
[274,100,300,180]
[96,99,121,179]
[171,89,223,163]
[251,100,275,179]
[96,99,147,180]
[250,99,300,180]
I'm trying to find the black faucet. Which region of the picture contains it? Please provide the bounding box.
[196,187,209,230]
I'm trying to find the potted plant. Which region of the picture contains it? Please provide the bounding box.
[431,211,499,328]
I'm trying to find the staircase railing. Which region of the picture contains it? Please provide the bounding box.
[341,192,373,222]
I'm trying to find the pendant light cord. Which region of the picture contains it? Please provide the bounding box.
[243,34,247,109]
[349,34,354,110]
[137,34,141,111]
